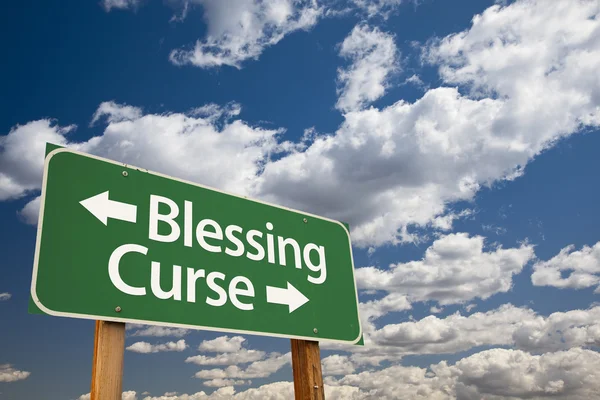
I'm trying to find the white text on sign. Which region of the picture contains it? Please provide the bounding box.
[104,194,327,312]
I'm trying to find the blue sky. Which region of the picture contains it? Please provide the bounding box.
[2,0,600,399]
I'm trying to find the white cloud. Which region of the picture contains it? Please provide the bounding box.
[194,352,291,380]
[430,305,443,314]
[169,0,321,69]
[356,233,535,305]
[451,348,600,400]
[198,336,246,353]
[0,364,30,382]
[190,102,242,122]
[369,304,534,355]
[0,293,11,301]
[17,196,40,225]
[336,25,399,112]
[6,1,600,249]
[429,209,473,232]
[140,383,367,400]
[140,384,285,400]
[403,74,426,89]
[322,355,355,376]
[326,304,600,367]
[321,293,409,366]
[90,101,143,125]
[256,0,600,247]
[327,363,455,399]
[101,0,141,12]
[126,339,188,354]
[225,382,293,399]
[122,392,138,400]
[327,347,600,400]
[358,292,411,338]
[532,241,600,290]
[512,307,600,353]
[186,349,266,366]
[78,392,137,400]
[394,304,600,355]
[203,379,249,388]
[78,347,600,399]
[352,0,404,19]
[0,120,74,201]
[130,326,190,338]
[425,0,600,126]
[0,102,288,221]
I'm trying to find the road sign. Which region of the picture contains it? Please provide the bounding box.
[30,146,362,344]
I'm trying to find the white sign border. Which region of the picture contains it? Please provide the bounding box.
[30,146,363,345]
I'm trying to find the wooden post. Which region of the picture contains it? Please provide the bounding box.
[291,339,325,400]
[91,321,126,400]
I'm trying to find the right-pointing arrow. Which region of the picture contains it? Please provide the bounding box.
[266,282,309,313]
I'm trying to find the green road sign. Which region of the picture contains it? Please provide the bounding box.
[30,146,362,344]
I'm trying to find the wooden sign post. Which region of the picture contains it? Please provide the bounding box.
[88,329,325,399]
[91,321,126,400]
[291,339,325,400]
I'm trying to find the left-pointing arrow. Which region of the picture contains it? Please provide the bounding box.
[80,191,137,226]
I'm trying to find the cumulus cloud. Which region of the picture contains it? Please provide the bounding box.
[336,25,399,112]
[532,241,600,290]
[370,304,533,355]
[430,305,443,314]
[78,391,137,400]
[126,339,188,354]
[140,384,287,400]
[194,352,291,380]
[101,0,141,12]
[0,293,11,301]
[129,326,190,338]
[327,347,600,400]
[90,101,143,125]
[356,233,535,305]
[327,363,455,399]
[17,196,40,225]
[139,383,369,399]
[198,336,246,353]
[0,364,30,382]
[357,292,411,340]
[256,0,600,246]
[203,379,249,388]
[352,0,404,19]
[123,392,138,400]
[451,348,600,400]
[189,338,288,388]
[6,1,600,248]
[0,120,74,201]
[0,102,288,221]
[77,347,600,399]
[169,0,321,68]
[186,349,266,366]
[512,307,600,353]
[425,0,600,121]
[326,304,600,367]
[322,355,355,376]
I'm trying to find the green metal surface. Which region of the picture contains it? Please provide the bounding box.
[30,146,362,344]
